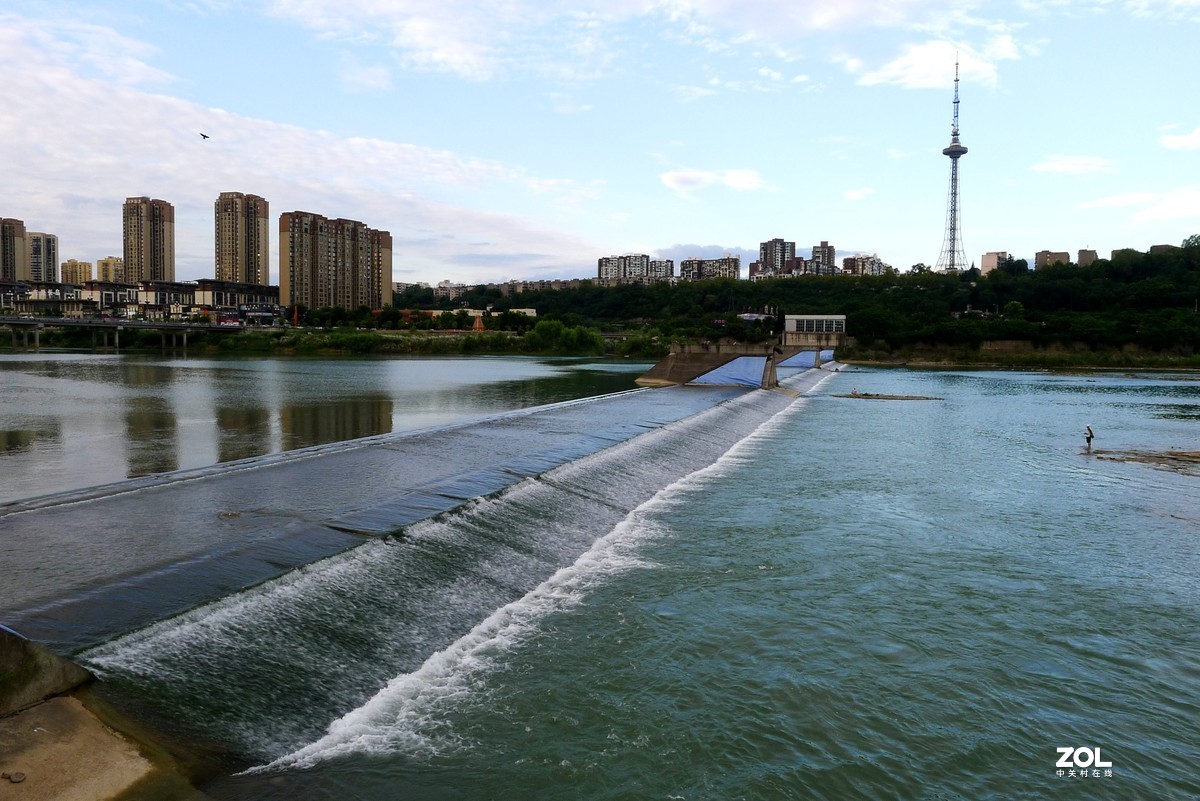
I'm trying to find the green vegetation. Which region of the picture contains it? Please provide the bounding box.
[8,237,1200,366]
[387,240,1200,365]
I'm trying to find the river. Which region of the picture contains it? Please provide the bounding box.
[3,356,1198,799]
[0,353,647,502]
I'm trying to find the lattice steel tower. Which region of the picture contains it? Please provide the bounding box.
[935,59,968,273]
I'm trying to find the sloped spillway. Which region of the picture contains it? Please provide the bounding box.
[8,368,834,766]
[2,385,749,652]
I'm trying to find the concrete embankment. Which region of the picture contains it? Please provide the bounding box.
[0,626,196,800]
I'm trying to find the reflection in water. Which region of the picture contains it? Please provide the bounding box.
[1,429,44,453]
[125,396,179,477]
[121,361,180,478]
[280,397,395,451]
[0,354,650,502]
[217,405,273,464]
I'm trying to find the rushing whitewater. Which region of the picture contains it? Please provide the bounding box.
[81,369,836,764]
[263,375,833,772]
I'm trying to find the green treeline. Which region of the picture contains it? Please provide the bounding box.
[18,241,1200,365]
[391,244,1200,362]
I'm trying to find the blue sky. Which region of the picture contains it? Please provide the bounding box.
[2,1,1199,286]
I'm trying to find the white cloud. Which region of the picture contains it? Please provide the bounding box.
[843,187,875,200]
[1031,155,1117,174]
[260,0,998,82]
[1162,124,1200,149]
[338,56,392,92]
[1079,192,1159,209]
[1130,187,1200,223]
[670,0,962,35]
[1123,0,1200,21]
[549,93,593,114]
[674,84,719,102]
[0,13,174,86]
[0,15,603,284]
[659,168,768,195]
[857,40,1003,89]
[1077,186,1200,225]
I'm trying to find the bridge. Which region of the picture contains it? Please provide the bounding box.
[0,315,251,350]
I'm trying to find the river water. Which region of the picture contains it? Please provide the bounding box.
[0,353,646,502]
[4,356,1199,799]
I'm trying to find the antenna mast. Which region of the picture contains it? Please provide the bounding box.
[936,57,969,273]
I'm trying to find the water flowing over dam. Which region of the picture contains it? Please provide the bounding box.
[2,365,836,767]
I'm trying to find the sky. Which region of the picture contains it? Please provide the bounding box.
[2,1,1200,287]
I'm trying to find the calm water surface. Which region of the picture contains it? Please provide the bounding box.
[0,353,648,503]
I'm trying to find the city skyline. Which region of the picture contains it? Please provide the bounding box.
[2,2,1199,287]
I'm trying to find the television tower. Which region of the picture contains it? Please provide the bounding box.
[935,58,968,273]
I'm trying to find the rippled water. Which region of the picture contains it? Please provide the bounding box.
[79,368,1200,798]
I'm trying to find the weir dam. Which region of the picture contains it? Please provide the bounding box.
[1,363,839,766]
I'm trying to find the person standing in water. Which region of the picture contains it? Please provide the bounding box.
[1085,425,1094,451]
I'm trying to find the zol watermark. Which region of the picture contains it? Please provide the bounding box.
[1055,747,1114,778]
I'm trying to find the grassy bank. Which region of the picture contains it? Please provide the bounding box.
[7,320,676,358]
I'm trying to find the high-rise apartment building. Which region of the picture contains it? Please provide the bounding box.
[597,254,673,282]
[123,197,175,283]
[679,255,740,281]
[811,241,836,274]
[95,256,126,283]
[60,259,92,285]
[648,259,674,280]
[842,254,892,276]
[597,256,622,280]
[621,253,650,279]
[759,238,796,274]
[279,212,393,310]
[1,218,28,282]
[28,232,59,283]
[214,192,270,285]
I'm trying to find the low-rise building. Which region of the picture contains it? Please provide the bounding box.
[80,281,140,317]
[61,259,93,285]
[1035,250,1070,269]
[980,251,1008,274]
[782,314,846,349]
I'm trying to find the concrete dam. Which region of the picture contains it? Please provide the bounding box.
[1,361,839,768]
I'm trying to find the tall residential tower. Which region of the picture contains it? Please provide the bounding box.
[0,218,28,282]
[935,60,968,273]
[123,197,175,282]
[214,192,270,285]
[28,232,59,283]
[279,212,393,310]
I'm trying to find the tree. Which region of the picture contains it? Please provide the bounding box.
[1183,233,1200,249]
[910,263,931,274]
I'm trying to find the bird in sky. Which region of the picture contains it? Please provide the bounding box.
[199,132,210,139]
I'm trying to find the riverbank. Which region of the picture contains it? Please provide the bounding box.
[840,344,1200,371]
[0,693,200,801]
[9,322,669,359]
[0,627,200,800]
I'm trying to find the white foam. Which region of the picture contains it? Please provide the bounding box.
[255,374,835,772]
